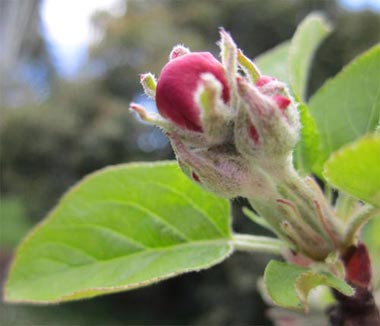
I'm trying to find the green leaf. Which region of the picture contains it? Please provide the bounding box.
[294,103,323,176]
[289,13,332,100]
[323,134,380,206]
[5,162,232,303]
[309,45,380,168]
[264,260,353,310]
[294,271,352,309]
[255,41,290,83]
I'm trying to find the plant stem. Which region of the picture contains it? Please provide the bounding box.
[328,288,380,326]
[344,206,380,244]
[335,192,358,222]
[324,183,333,206]
[231,233,285,254]
[328,242,380,325]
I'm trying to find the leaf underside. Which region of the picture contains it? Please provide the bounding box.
[288,13,332,100]
[5,162,232,303]
[255,40,290,83]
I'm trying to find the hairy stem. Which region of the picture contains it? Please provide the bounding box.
[328,243,380,325]
[328,288,380,326]
[344,206,380,244]
[231,233,285,254]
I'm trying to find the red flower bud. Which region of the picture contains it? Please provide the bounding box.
[342,243,372,289]
[249,124,260,144]
[191,171,201,183]
[273,95,291,110]
[156,52,230,132]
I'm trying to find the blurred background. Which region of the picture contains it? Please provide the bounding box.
[0,0,379,325]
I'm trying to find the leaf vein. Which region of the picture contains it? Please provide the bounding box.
[145,181,226,237]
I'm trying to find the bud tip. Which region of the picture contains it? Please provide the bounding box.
[273,95,291,110]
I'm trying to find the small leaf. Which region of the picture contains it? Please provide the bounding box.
[255,41,290,83]
[5,162,232,303]
[324,134,380,206]
[264,260,353,310]
[295,272,353,310]
[289,13,332,100]
[309,45,380,168]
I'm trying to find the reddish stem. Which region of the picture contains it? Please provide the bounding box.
[328,243,380,326]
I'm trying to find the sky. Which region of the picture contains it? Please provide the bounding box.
[40,0,380,78]
[340,0,380,10]
[41,0,125,78]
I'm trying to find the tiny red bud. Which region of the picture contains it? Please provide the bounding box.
[156,52,230,132]
[273,95,291,110]
[249,124,260,144]
[255,75,276,87]
[342,243,372,289]
[191,171,201,182]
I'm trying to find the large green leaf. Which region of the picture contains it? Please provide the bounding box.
[264,260,353,310]
[323,134,380,206]
[5,162,232,303]
[309,45,380,169]
[255,41,290,83]
[289,13,332,100]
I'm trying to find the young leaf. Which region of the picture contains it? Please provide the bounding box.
[294,271,353,310]
[323,134,380,206]
[5,162,232,303]
[309,45,380,168]
[254,41,290,83]
[289,13,332,100]
[264,260,353,310]
[293,103,323,176]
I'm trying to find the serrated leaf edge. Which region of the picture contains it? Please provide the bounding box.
[294,271,354,312]
[5,241,233,304]
[323,133,380,206]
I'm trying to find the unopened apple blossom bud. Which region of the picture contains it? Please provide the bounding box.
[170,132,276,199]
[156,52,230,132]
[234,78,300,163]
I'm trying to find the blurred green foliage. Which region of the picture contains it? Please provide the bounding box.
[1,0,379,325]
[1,82,170,220]
[0,197,31,248]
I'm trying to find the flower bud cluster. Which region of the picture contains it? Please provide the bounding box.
[130,30,346,262]
[132,30,298,197]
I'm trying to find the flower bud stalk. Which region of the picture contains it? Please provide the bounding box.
[131,30,367,264]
